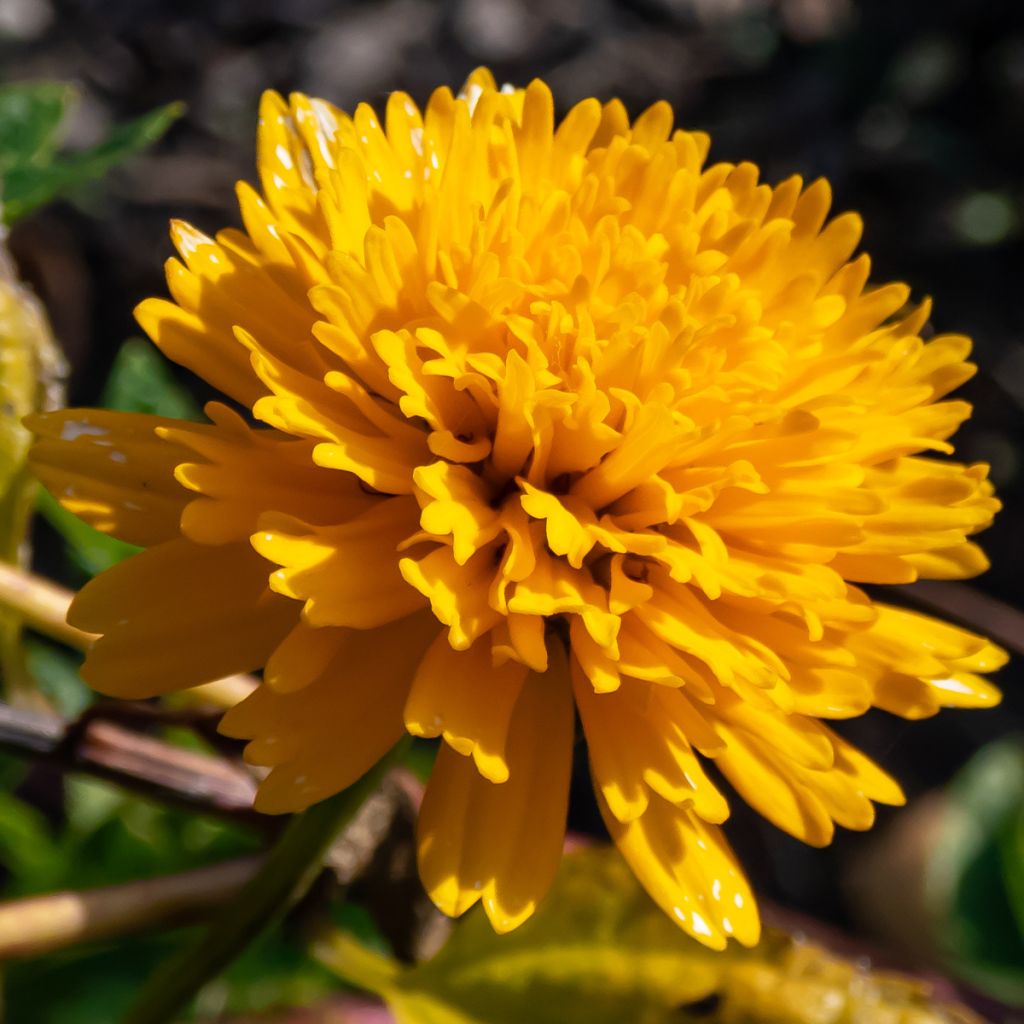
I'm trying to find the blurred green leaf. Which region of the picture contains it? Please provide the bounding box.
[402,738,437,784]
[4,934,184,1024]
[205,930,341,1019]
[1005,805,1024,942]
[318,846,723,1024]
[23,637,91,716]
[60,777,260,891]
[0,790,66,896]
[1,97,183,224]
[101,336,201,421]
[931,736,1024,1005]
[0,82,74,180]
[123,745,407,1024]
[2,922,340,1024]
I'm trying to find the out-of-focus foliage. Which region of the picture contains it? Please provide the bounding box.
[100,336,201,421]
[0,757,245,1017]
[0,763,345,1023]
[929,737,1024,1006]
[22,635,89,715]
[711,941,983,1024]
[319,846,984,1024]
[0,82,182,224]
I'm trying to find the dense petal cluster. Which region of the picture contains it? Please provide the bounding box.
[30,69,1004,949]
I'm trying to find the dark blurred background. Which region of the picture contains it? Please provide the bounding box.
[2,0,1022,948]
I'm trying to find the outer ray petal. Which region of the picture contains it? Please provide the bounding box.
[69,539,296,697]
[573,663,728,826]
[29,409,188,546]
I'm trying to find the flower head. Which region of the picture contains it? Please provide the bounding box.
[30,68,1004,948]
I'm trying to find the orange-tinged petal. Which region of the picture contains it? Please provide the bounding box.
[135,297,264,408]
[400,544,503,650]
[575,666,729,826]
[162,403,374,545]
[263,620,347,693]
[29,409,187,546]
[714,729,835,847]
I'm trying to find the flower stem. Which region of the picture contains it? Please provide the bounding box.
[0,856,263,960]
[120,738,411,1024]
[0,560,92,651]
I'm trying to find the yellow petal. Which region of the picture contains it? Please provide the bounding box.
[405,632,527,783]
[70,539,296,698]
[29,408,187,546]
[135,297,263,408]
[575,666,729,826]
[253,497,424,629]
[417,653,573,931]
[222,612,438,812]
[598,789,760,949]
[713,729,835,847]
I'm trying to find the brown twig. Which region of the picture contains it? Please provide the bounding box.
[0,702,418,963]
[0,700,263,827]
[0,856,264,961]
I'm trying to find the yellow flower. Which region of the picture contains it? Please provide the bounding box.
[29,68,1005,949]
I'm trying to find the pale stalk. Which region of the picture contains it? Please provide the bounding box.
[0,856,263,960]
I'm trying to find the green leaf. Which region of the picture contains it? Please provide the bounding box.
[0,81,74,179]
[122,740,410,1024]
[2,921,339,1024]
[322,846,991,1024]
[318,846,724,1024]
[1,100,183,224]
[208,930,340,1018]
[23,637,91,717]
[0,789,66,896]
[930,736,1024,1004]
[101,337,201,421]
[402,738,438,784]
[3,934,184,1024]
[1004,803,1024,941]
